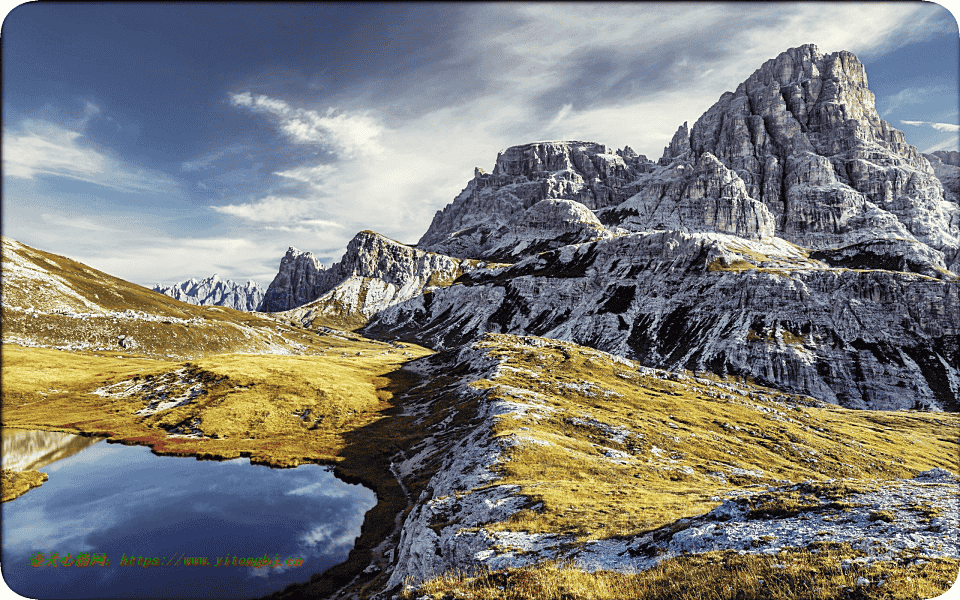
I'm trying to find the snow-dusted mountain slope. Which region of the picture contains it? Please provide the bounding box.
[152,274,263,311]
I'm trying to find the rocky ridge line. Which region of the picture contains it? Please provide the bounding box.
[153,274,264,312]
[259,231,476,322]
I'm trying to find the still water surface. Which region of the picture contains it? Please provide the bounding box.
[1,428,376,599]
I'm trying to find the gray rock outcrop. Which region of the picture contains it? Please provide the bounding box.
[257,248,331,313]
[655,44,959,272]
[366,230,960,411]
[152,274,264,311]
[481,199,612,261]
[259,231,473,322]
[924,151,960,207]
[417,141,656,258]
[598,152,776,240]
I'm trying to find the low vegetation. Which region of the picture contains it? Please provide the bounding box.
[1,339,430,468]
[468,336,958,541]
[1,468,48,502]
[403,547,959,600]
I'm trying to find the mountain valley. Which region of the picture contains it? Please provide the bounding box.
[2,43,958,600]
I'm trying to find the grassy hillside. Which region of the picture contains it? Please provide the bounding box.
[1,236,319,358]
[2,337,430,468]
[363,334,958,600]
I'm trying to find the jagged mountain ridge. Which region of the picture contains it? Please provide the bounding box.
[258,231,478,325]
[152,274,264,312]
[647,44,958,273]
[366,230,959,411]
[255,43,959,412]
[415,45,957,274]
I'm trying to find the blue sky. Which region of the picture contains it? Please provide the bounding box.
[2,2,959,288]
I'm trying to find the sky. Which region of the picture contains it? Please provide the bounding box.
[2,1,959,289]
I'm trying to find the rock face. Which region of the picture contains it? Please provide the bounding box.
[417,141,656,258]
[655,44,959,272]
[366,231,960,411]
[924,151,960,207]
[481,199,612,261]
[259,231,473,324]
[152,275,263,311]
[597,152,776,240]
[258,248,330,312]
[930,150,960,168]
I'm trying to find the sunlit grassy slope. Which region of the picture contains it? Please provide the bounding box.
[2,339,430,467]
[1,236,323,358]
[390,334,958,600]
[406,551,959,600]
[462,336,957,540]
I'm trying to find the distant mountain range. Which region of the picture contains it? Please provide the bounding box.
[152,274,264,311]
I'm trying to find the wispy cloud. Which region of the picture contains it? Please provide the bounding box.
[880,85,953,117]
[40,212,117,232]
[181,145,249,172]
[211,195,333,224]
[900,120,960,133]
[230,92,384,158]
[3,119,175,193]
[923,137,960,154]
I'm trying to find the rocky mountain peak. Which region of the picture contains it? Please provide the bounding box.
[417,141,657,257]
[257,247,327,312]
[152,274,264,312]
[652,43,958,271]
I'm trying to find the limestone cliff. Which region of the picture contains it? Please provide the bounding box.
[925,151,960,207]
[417,141,656,258]
[258,247,331,312]
[655,44,958,272]
[263,231,475,327]
[366,230,960,411]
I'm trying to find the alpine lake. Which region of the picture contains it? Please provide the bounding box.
[1,427,376,599]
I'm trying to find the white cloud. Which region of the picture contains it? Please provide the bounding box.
[932,123,960,133]
[922,136,960,154]
[40,212,117,232]
[274,164,339,185]
[299,522,360,552]
[881,85,952,117]
[3,119,175,193]
[899,120,960,133]
[230,92,384,158]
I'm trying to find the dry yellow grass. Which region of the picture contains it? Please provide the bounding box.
[1,468,48,502]
[464,337,958,541]
[2,339,431,467]
[405,548,959,600]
